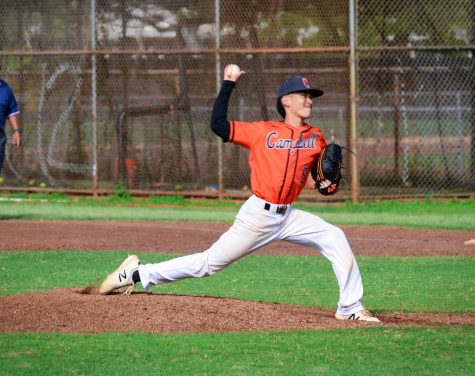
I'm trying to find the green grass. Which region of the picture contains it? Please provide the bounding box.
[1,251,474,313]
[1,195,474,230]
[364,152,471,168]
[298,198,475,230]
[0,202,239,222]
[1,327,473,375]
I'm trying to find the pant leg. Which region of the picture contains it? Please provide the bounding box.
[278,207,364,315]
[139,195,282,290]
[0,130,6,175]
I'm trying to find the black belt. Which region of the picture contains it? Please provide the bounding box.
[264,202,288,215]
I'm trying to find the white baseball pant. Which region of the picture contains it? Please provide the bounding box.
[138,195,364,315]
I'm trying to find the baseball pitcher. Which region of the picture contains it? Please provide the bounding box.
[99,64,381,323]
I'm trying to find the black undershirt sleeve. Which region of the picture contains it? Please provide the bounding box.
[210,80,235,142]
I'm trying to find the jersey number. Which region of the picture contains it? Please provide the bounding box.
[300,166,309,184]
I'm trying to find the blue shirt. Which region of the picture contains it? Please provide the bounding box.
[0,80,20,131]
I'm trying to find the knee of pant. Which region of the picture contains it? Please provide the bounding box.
[181,252,213,278]
[201,251,226,277]
[328,225,346,242]
[328,226,354,269]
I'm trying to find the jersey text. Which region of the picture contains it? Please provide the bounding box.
[266,132,318,150]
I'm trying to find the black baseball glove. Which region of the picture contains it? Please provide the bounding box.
[311,143,342,195]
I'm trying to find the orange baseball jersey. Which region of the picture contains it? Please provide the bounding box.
[229,120,327,204]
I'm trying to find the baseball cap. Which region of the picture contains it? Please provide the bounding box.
[276,75,324,117]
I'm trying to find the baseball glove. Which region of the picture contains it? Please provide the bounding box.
[311,143,342,195]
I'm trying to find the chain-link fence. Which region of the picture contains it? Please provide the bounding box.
[357,0,475,197]
[0,0,473,199]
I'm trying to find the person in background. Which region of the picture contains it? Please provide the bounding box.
[0,77,22,177]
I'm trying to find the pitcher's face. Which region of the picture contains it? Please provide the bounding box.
[283,92,313,119]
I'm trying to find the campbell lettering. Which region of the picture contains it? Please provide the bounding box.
[266,132,318,150]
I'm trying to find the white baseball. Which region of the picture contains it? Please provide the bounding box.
[226,64,240,75]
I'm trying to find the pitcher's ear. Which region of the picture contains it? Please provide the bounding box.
[281,95,290,108]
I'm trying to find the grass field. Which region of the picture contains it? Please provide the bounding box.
[1,194,474,230]
[1,251,474,313]
[1,327,473,375]
[0,195,474,375]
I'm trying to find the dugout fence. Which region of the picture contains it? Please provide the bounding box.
[0,0,474,200]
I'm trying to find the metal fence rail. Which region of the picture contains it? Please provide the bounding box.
[0,0,473,200]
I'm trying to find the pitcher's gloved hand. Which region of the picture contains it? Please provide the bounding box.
[312,143,342,196]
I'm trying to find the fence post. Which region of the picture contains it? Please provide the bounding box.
[392,73,400,175]
[349,0,359,202]
[215,0,224,199]
[471,0,475,186]
[91,0,99,197]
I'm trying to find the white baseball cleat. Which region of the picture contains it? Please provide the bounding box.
[99,255,140,295]
[335,309,382,323]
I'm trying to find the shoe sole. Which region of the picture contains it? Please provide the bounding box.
[99,255,139,295]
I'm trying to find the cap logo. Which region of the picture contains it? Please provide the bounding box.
[302,77,311,89]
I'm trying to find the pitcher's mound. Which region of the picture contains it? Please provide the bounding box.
[1,288,473,333]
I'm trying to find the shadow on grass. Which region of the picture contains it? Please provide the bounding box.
[0,215,28,220]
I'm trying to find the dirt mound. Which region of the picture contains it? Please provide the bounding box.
[1,288,473,333]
